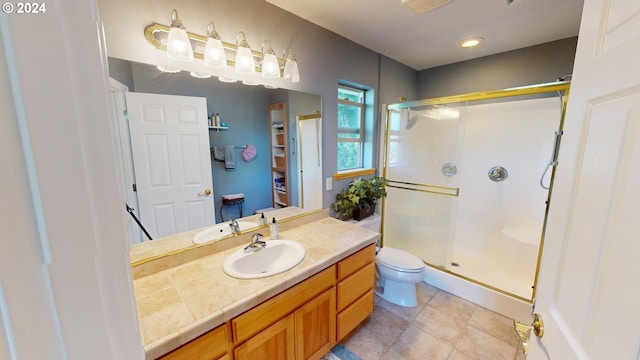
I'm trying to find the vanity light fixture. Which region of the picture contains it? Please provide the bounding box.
[234,32,255,74]
[261,41,281,79]
[218,76,238,83]
[144,11,302,84]
[190,71,212,79]
[460,37,483,48]
[166,9,194,62]
[282,48,300,83]
[203,22,227,68]
[156,65,181,73]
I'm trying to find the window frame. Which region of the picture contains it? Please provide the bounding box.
[337,84,366,171]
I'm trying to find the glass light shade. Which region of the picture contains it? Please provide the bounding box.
[235,45,255,74]
[166,27,194,62]
[204,38,227,68]
[218,76,237,83]
[283,57,300,83]
[190,71,212,79]
[156,65,181,73]
[261,52,281,79]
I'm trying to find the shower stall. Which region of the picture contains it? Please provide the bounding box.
[381,82,569,306]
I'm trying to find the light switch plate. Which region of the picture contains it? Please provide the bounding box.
[325,177,332,191]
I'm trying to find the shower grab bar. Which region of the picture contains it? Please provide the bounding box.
[540,130,563,189]
[387,180,459,197]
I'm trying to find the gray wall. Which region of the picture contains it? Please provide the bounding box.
[99,0,418,210]
[100,0,576,212]
[417,37,578,99]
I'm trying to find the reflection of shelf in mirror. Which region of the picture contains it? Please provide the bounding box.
[275,189,287,194]
[209,126,229,131]
[274,200,287,206]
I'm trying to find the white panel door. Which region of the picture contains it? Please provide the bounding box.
[126,92,214,239]
[297,115,323,210]
[530,0,640,358]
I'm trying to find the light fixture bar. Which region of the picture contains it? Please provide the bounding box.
[144,23,286,72]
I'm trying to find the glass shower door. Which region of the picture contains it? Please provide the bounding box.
[382,104,465,268]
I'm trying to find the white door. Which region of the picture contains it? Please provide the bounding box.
[126,92,214,239]
[109,79,143,244]
[297,115,323,210]
[529,0,640,358]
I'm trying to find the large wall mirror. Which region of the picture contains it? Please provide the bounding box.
[107,57,322,263]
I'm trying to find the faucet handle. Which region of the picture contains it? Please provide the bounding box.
[252,233,264,242]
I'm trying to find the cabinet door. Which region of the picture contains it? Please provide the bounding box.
[295,287,336,360]
[234,314,295,360]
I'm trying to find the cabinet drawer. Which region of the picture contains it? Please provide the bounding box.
[232,265,336,343]
[337,289,374,341]
[337,262,375,311]
[337,244,375,281]
[158,322,228,360]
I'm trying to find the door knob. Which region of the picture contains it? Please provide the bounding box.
[514,313,544,355]
[198,188,212,197]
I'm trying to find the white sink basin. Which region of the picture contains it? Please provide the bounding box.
[223,240,306,279]
[192,221,258,244]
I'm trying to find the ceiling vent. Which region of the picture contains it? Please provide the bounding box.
[401,0,453,14]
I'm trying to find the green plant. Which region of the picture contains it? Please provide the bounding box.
[331,176,388,220]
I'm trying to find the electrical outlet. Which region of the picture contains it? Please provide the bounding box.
[325,177,332,191]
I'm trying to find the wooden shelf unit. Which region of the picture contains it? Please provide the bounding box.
[269,102,289,208]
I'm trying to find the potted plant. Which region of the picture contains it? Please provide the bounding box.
[331,176,388,220]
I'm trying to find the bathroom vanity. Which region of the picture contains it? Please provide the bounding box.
[132,213,379,360]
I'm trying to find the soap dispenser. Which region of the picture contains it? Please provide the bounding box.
[259,213,267,225]
[270,217,279,239]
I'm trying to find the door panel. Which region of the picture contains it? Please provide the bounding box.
[530,0,640,358]
[126,92,215,239]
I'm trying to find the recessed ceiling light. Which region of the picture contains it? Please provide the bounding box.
[460,37,483,48]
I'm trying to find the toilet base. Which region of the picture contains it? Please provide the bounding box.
[375,278,419,307]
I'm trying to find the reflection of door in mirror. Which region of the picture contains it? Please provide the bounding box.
[269,102,289,209]
[297,114,323,210]
[126,92,215,239]
[110,78,143,244]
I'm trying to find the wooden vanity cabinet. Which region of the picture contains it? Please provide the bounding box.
[155,243,376,360]
[336,244,376,341]
[234,314,295,360]
[157,322,229,360]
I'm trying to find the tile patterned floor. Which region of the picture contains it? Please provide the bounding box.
[339,282,529,360]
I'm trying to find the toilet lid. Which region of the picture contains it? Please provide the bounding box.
[376,247,425,271]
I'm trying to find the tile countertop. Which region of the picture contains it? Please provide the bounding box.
[133,216,380,359]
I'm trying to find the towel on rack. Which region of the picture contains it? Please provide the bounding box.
[242,144,257,162]
[212,146,225,161]
[224,145,235,171]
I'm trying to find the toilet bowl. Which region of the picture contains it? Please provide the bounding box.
[349,214,426,307]
[375,247,426,307]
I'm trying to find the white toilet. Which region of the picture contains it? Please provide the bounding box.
[350,214,426,307]
[375,247,426,307]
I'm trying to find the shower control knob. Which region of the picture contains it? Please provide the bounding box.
[488,166,508,182]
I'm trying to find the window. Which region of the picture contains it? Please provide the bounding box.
[337,85,365,171]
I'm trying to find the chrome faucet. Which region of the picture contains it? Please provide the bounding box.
[244,233,266,253]
[229,219,240,234]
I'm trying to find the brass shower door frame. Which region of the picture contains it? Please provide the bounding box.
[381,81,571,302]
